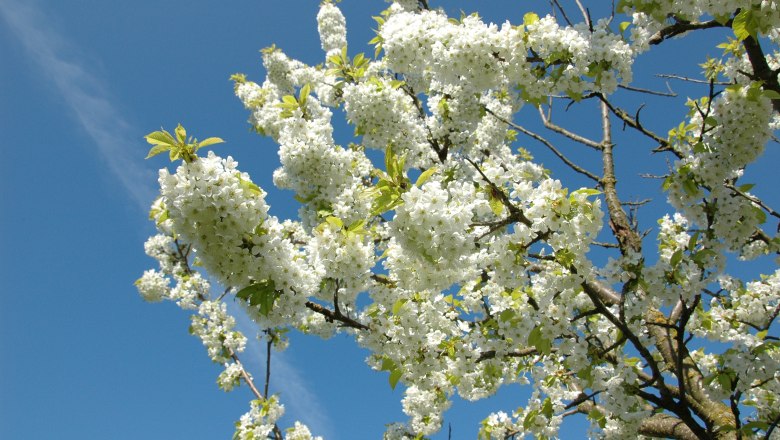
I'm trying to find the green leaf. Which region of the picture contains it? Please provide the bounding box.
[741,421,770,432]
[661,175,674,191]
[692,249,717,266]
[523,12,539,27]
[554,248,575,268]
[687,231,700,251]
[753,206,767,224]
[528,325,551,355]
[732,9,757,41]
[716,371,733,390]
[392,299,407,315]
[145,130,176,146]
[619,21,631,33]
[325,216,344,229]
[389,369,402,390]
[415,167,437,187]
[570,188,601,200]
[198,137,225,148]
[681,177,699,196]
[155,209,169,226]
[175,123,187,144]
[588,408,607,429]
[236,280,280,316]
[380,356,395,371]
[762,89,780,99]
[281,95,298,106]
[541,398,554,419]
[146,144,171,159]
[523,409,539,430]
[737,183,755,192]
[670,249,683,268]
[236,173,263,196]
[577,366,593,386]
[489,194,504,216]
[299,83,311,108]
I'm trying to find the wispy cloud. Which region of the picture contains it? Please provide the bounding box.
[0,0,156,210]
[227,300,334,438]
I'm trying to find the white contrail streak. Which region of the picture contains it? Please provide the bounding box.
[0,0,156,210]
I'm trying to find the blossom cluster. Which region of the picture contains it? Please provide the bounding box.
[380,5,633,97]
[665,86,776,257]
[317,1,347,58]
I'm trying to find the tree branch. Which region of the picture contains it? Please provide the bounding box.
[537,106,603,150]
[599,95,673,155]
[598,100,643,255]
[741,35,780,113]
[487,108,601,182]
[305,301,370,330]
[649,18,728,45]
[724,183,780,220]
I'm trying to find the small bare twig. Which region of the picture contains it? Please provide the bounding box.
[488,109,601,182]
[724,183,780,220]
[537,106,603,150]
[230,352,264,399]
[551,0,574,26]
[656,73,731,86]
[621,199,652,206]
[598,95,674,156]
[573,0,591,29]
[618,83,677,97]
[263,330,273,398]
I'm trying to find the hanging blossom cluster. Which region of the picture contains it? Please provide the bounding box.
[137,0,780,438]
[664,86,777,258]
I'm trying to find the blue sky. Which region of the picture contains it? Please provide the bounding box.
[1,0,777,439]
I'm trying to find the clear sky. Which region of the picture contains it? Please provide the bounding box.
[1,1,777,439]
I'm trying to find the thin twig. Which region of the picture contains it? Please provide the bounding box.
[656,73,730,86]
[264,330,273,398]
[618,83,677,97]
[551,0,574,26]
[573,0,590,28]
[230,352,264,400]
[488,109,601,182]
[724,183,780,220]
[593,241,620,248]
[537,106,603,150]
[598,95,674,156]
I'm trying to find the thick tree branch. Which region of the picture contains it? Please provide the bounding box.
[639,413,702,440]
[649,18,728,45]
[741,35,780,113]
[305,301,370,330]
[598,101,643,255]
